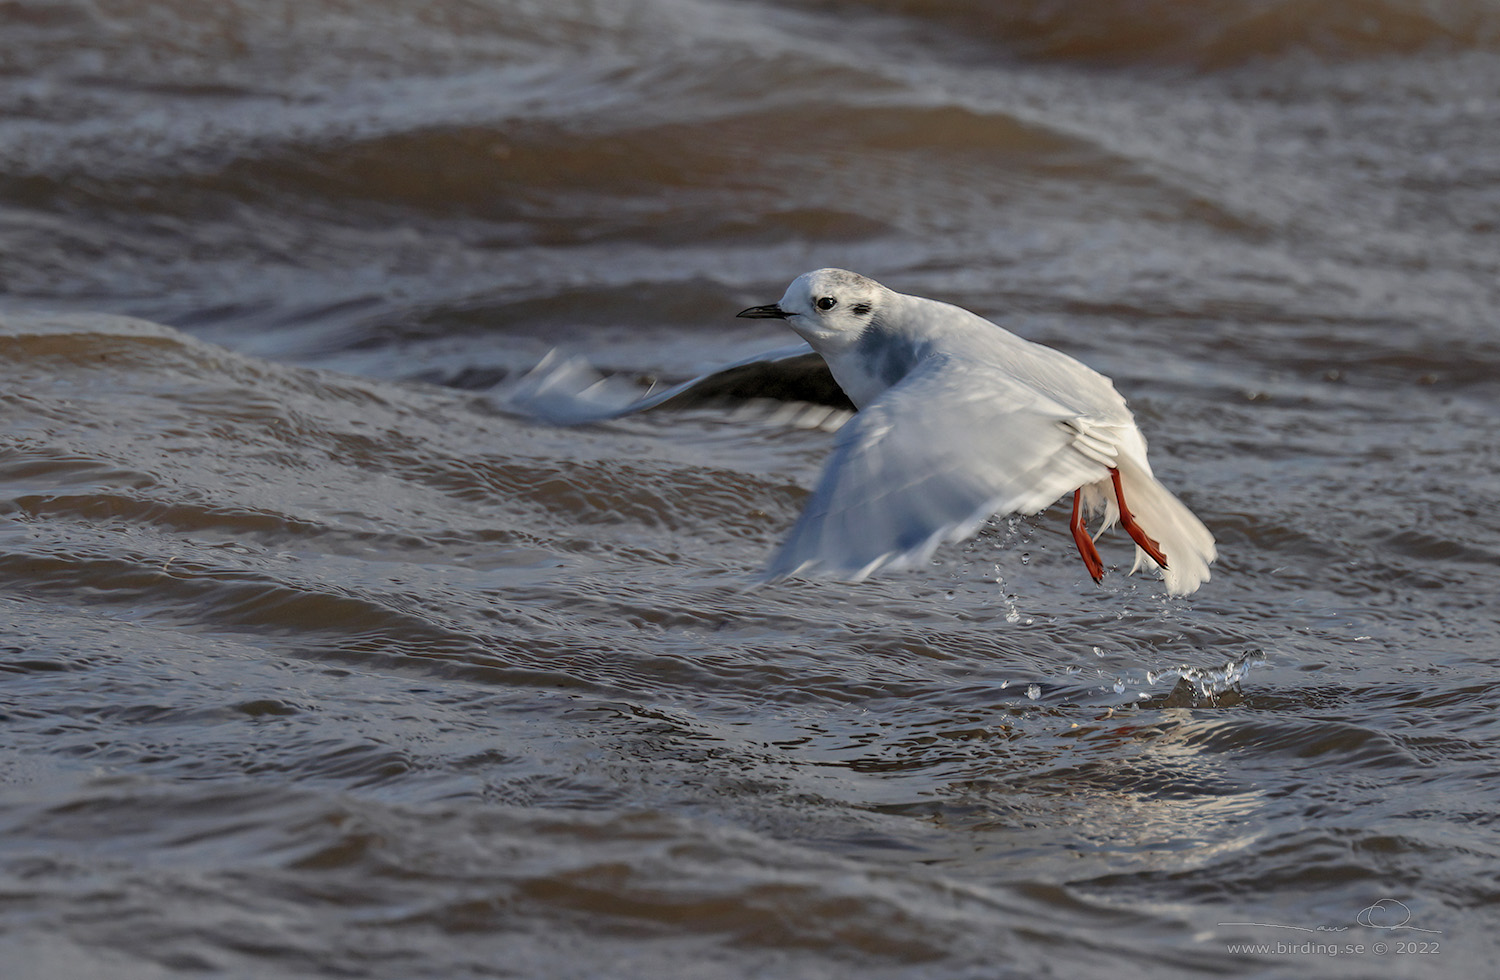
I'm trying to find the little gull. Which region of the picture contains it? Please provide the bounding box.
[738,268,1216,595]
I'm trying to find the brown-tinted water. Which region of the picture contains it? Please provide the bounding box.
[3,1,1499,977]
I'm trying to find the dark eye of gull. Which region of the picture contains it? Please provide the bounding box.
[816,296,837,311]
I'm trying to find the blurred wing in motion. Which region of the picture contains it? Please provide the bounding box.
[768,354,1120,581]
[499,343,850,425]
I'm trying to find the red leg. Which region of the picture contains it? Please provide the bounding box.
[1070,488,1104,583]
[1110,467,1168,569]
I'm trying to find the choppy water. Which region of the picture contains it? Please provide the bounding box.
[4,1,1500,977]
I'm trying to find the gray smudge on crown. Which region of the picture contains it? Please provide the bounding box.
[816,268,876,290]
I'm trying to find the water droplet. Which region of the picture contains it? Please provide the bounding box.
[1026,684,1041,701]
[1113,677,1126,694]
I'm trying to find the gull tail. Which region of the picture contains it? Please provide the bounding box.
[1090,456,1217,596]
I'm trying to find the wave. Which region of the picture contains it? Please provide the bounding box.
[774,0,1500,67]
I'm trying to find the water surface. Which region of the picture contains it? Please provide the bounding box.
[3,1,1499,977]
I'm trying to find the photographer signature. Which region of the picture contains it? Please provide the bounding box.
[1219,898,1442,935]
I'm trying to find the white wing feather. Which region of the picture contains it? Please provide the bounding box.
[768,355,1119,581]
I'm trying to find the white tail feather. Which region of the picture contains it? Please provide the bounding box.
[1084,457,1216,595]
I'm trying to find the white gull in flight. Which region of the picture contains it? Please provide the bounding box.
[737,268,1216,595]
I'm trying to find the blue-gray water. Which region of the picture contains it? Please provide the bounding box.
[2,1,1499,977]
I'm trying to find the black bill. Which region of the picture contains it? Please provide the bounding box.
[736,303,790,319]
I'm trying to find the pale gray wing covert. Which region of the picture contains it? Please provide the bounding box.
[767,354,1118,581]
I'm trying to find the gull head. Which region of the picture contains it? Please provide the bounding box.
[737,268,885,354]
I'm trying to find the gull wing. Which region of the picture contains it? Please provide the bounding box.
[767,354,1120,581]
[501,343,835,425]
